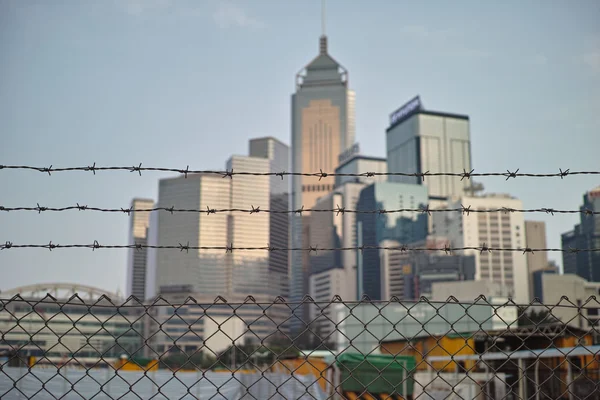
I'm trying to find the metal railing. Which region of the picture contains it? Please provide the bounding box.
[1,295,599,399]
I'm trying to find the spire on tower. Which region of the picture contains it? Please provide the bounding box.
[319,0,327,54]
[321,0,326,37]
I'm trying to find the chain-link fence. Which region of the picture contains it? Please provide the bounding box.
[1,295,599,399]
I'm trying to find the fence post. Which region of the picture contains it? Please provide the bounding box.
[566,358,573,400]
[518,358,525,400]
[105,367,110,397]
[534,359,540,400]
[151,368,156,396]
[17,361,23,399]
[196,369,201,399]
[357,221,363,298]
[62,364,68,396]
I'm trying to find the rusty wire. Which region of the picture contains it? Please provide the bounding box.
[1,203,598,216]
[2,241,599,254]
[0,164,595,180]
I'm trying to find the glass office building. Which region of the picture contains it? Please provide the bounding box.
[356,182,428,299]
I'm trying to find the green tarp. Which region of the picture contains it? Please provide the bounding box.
[336,353,416,395]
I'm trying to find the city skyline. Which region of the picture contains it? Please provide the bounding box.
[1,1,599,293]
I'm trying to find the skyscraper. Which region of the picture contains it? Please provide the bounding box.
[356,182,429,300]
[431,194,529,303]
[225,155,271,296]
[126,198,153,300]
[153,157,272,298]
[386,96,472,203]
[249,137,290,298]
[154,174,231,295]
[561,186,600,282]
[290,26,355,331]
[249,137,289,195]
[334,153,387,188]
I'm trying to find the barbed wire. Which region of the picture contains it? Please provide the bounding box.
[0,164,596,180]
[1,203,598,216]
[2,241,598,254]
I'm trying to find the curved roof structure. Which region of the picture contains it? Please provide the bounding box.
[0,283,120,301]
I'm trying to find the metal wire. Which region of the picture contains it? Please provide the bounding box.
[2,203,598,216]
[2,241,599,254]
[1,296,599,400]
[0,164,595,180]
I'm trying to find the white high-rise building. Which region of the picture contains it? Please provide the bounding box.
[431,194,529,303]
[155,174,232,295]
[126,198,153,300]
[249,137,289,195]
[308,268,347,341]
[154,156,272,298]
[225,155,271,296]
[249,137,290,298]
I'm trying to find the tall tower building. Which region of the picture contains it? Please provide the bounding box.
[386,96,472,205]
[126,198,153,300]
[356,182,429,300]
[249,137,289,195]
[561,186,600,282]
[290,16,355,332]
[155,174,231,295]
[225,155,271,296]
[249,137,290,298]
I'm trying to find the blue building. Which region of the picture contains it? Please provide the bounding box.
[356,182,428,299]
[561,186,600,283]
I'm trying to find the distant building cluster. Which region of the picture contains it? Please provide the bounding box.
[2,6,598,368]
[112,30,600,341]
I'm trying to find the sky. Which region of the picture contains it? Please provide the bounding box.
[0,0,599,295]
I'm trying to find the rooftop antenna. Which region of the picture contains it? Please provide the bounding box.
[319,0,327,54]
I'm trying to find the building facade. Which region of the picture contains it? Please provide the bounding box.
[0,284,141,364]
[249,136,289,195]
[524,220,549,297]
[334,154,387,188]
[431,280,512,302]
[532,266,558,302]
[380,238,476,300]
[524,221,549,272]
[155,174,232,296]
[432,194,529,303]
[249,137,290,298]
[126,198,154,300]
[154,159,272,299]
[308,268,348,343]
[225,155,271,297]
[356,182,429,299]
[542,274,600,330]
[561,186,600,282]
[290,34,355,331]
[145,292,291,355]
[386,96,472,201]
[309,192,343,276]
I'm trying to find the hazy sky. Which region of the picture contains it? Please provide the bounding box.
[1,0,599,295]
